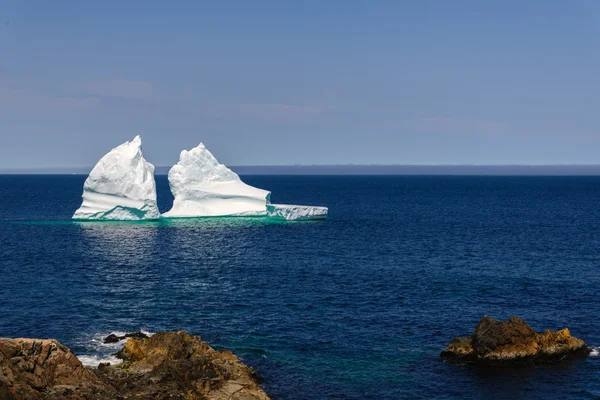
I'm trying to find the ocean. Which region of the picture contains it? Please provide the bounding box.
[2,175,600,399]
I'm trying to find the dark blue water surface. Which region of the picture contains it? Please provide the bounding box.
[2,175,600,399]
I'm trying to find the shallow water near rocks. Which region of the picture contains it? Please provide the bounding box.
[2,175,600,399]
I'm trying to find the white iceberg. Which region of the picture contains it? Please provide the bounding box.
[162,143,270,217]
[72,136,160,220]
[162,143,327,220]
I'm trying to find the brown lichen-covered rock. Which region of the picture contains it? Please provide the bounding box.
[113,331,270,400]
[0,331,270,400]
[441,316,589,365]
[0,338,115,399]
[440,337,475,363]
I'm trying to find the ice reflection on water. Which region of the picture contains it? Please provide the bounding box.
[76,221,160,266]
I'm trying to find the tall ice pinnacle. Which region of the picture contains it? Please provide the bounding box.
[72,136,160,220]
[162,143,271,217]
[162,142,328,220]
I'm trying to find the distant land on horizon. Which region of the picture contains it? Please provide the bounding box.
[4,165,600,176]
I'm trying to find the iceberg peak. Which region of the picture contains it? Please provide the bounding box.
[72,136,159,220]
[162,143,270,217]
[73,137,328,221]
[162,142,328,220]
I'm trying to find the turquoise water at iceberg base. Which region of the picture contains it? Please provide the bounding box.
[3,175,600,399]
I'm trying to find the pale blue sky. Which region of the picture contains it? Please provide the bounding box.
[1,1,599,168]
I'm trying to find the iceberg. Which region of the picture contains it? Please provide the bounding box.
[162,143,270,218]
[162,143,328,220]
[72,136,160,220]
[267,204,328,221]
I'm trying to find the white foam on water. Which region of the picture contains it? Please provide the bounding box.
[140,329,155,337]
[89,332,125,350]
[75,329,155,368]
[77,354,121,368]
[589,347,599,356]
[89,329,155,348]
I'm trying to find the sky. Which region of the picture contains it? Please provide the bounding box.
[0,0,599,168]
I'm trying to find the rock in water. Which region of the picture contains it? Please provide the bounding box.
[440,337,476,363]
[112,331,270,399]
[103,331,148,344]
[441,316,589,365]
[162,142,328,220]
[0,331,270,399]
[72,136,160,221]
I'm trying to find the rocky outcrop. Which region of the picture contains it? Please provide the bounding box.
[441,316,590,365]
[0,331,270,400]
[0,338,115,399]
[109,331,270,399]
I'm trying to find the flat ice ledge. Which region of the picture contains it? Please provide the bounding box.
[73,204,159,221]
[161,205,267,218]
[267,204,328,221]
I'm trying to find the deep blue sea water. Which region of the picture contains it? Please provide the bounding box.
[2,175,600,399]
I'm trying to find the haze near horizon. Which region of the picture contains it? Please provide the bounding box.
[1,1,599,169]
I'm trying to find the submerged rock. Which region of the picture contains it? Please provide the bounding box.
[0,331,270,399]
[441,316,589,365]
[103,331,148,344]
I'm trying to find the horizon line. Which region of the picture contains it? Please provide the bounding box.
[5,164,600,176]
[4,163,600,169]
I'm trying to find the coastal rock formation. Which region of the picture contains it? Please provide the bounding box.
[0,338,114,399]
[0,331,270,400]
[441,316,589,365]
[111,331,270,399]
